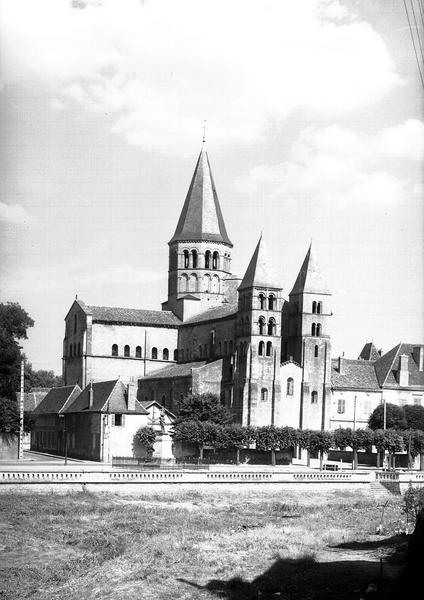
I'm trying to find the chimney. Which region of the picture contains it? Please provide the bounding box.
[89,381,94,408]
[127,377,136,412]
[413,346,424,372]
[338,356,343,374]
[398,354,409,387]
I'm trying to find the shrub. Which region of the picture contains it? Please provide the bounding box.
[133,426,157,460]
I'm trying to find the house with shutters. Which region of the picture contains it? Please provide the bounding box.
[60,144,423,433]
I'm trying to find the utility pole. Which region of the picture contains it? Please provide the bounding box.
[383,398,386,430]
[353,395,357,431]
[18,359,24,460]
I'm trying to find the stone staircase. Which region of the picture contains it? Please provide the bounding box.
[370,480,400,499]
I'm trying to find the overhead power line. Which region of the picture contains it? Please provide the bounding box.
[403,0,424,88]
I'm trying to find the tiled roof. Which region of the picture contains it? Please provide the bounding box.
[82,304,181,327]
[358,342,381,362]
[169,149,232,246]
[290,242,330,295]
[331,359,380,390]
[22,390,50,412]
[65,380,148,414]
[374,343,424,388]
[181,302,238,325]
[33,385,82,415]
[141,361,207,380]
[239,235,281,291]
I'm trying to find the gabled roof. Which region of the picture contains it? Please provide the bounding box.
[33,385,82,415]
[21,389,50,412]
[331,359,380,390]
[181,302,238,326]
[169,148,232,246]
[140,361,207,380]
[239,235,281,291]
[76,303,181,327]
[139,400,176,419]
[290,242,330,295]
[64,380,148,414]
[358,342,381,362]
[374,343,424,388]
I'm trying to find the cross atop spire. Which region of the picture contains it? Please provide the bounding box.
[169,148,232,246]
[202,120,207,144]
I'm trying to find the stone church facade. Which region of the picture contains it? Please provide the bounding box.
[62,147,424,431]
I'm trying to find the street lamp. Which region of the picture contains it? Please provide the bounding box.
[58,413,68,465]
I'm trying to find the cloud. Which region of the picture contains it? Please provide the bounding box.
[0,202,38,225]
[236,120,423,208]
[0,0,401,151]
[79,265,164,285]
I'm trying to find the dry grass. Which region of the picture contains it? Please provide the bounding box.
[0,486,406,599]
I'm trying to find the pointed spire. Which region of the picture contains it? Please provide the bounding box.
[239,235,281,291]
[290,242,330,295]
[169,148,232,246]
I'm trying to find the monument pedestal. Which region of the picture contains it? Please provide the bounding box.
[151,433,175,465]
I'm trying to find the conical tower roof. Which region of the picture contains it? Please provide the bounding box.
[290,242,330,295]
[169,148,232,246]
[239,235,281,291]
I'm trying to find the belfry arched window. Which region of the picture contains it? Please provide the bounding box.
[268,295,275,310]
[212,251,219,270]
[73,314,77,334]
[224,341,228,355]
[258,341,264,356]
[286,377,294,395]
[267,318,276,336]
[312,301,317,314]
[259,293,266,310]
[311,323,316,336]
[316,323,322,337]
[314,345,319,358]
[77,342,81,356]
[151,347,158,360]
[124,345,130,357]
[163,348,169,361]
[180,274,188,293]
[189,273,197,293]
[191,250,198,268]
[212,275,220,293]
[317,302,322,314]
[204,274,211,292]
[199,345,203,358]
[266,341,272,357]
[183,250,189,269]
[205,250,211,269]
[173,349,178,361]
[136,346,142,358]
[258,317,266,335]
[112,344,118,356]
[244,317,250,336]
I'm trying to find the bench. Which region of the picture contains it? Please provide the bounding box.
[323,463,339,471]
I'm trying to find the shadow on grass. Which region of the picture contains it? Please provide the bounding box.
[178,555,394,600]
[330,533,407,552]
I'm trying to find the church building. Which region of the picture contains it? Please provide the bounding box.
[62,146,424,432]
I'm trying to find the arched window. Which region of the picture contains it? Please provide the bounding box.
[191,249,198,268]
[212,274,220,293]
[183,250,189,268]
[224,341,228,355]
[151,347,158,360]
[70,344,73,357]
[189,273,197,293]
[199,345,203,358]
[316,323,322,337]
[286,377,294,396]
[311,323,316,336]
[204,274,211,292]
[258,341,265,356]
[204,344,207,357]
[314,345,319,358]
[163,348,169,361]
[173,348,178,361]
[311,391,318,404]
[266,341,272,357]
[136,346,142,358]
[218,342,222,355]
[124,345,130,357]
[261,388,268,402]
[267,318,276,336]
[317,302,322,314]
[112,344,118,356]
[268,294,275,310]
[312,301,317,314]
[180,274,188,293]
[259,293,266,309]
[77,342,81,356]
[205,250,211,269]
[212,251,219,270]
[244,317,250,336]
[258,316,266,335]
[73,314,77,334]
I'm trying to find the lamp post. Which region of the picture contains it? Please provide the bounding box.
[59,413,68,466]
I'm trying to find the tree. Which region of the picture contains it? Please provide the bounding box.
[25,364,62,390]
[404,405,424,432]
[223,424,255,464]
[368,403,407,430]
[175,393,233,425]
[409,430,424,471]
[133,426,157,460]
[0,302,34,399]
[0,397,20,433]
[255,425,280,465]
[373,428,404,469]
[308,431,333,470]
[351,428,374,470]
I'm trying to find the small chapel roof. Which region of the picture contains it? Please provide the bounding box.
[64,380,148,414]
[33,385,82,415]
[239,235,281,291]
[80,303,181,328]
[169,148,232,246]
[290,242,330,296]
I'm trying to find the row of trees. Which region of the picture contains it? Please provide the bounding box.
[368,403,424,432]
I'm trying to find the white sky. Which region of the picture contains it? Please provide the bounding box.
[0,0,423,373]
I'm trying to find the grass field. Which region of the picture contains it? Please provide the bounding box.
[0,486,408,599]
